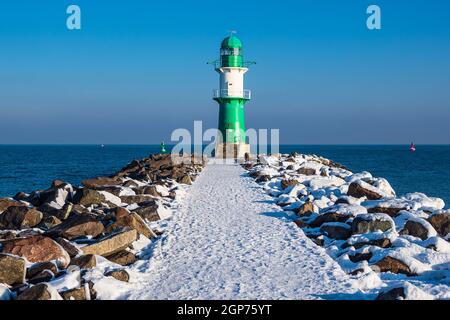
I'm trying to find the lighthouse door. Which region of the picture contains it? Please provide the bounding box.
[233,144,238,158]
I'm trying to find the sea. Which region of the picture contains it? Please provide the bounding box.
[0,145,448,208]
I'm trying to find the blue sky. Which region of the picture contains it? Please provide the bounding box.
[0,0,449,144]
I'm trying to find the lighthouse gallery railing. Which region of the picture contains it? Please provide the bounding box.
[213,89,251,100]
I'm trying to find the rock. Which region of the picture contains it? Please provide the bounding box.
[373,256,415,276]
[348,252,373,263]
[280,179,298,190]
[177,175,192,185]
[0,206,43,230]
[140,186,160,197]
[17,283,55,300]
[367,206,406,217]
[81,229,138,257]
[347,181,383,200]
[54,238,82,258]
[13,192,30,202]
[351,214,393,234]
[400,219,434,240]
[0,254,26,285]
[105,250,138,266]
[309,212,349,228]
[46,214,104,240]
[73,189,120,207]
[82,177,122,189]
[39,215,62,229]
[0,198,26,214]
[293,219,308,228]
[376,286,406,300]
[69,254,97,269]
[112,207,131,219]
[255,175,270,183]
[28,270,54,284]
[104,269,130,282]
[427,213,450,237]
[39,202,73,221]
[61,286,88,300]
[106,213,156,239]
[297,167,316,175]
[132,201,160,221]
[38,183,73,208]
[293,202,314,216]
[26,261,58,279]
[120,195,155,205]
[344,238,391,250]
[320,222,351,240]
[0,231,16,241]
[2,235,71,268]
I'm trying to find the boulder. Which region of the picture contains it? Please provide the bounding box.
[375,286,405,300]
[54,238,82,258]
[73,189,120,207]
[297,167,316,175]
[113,207,131,219]
[120,195,155,205]
[105,250,138,266]
[69,254,97,269]
[373,256,415,276]
[351,214,393,234]
[367,206,406,217]
[280,179,299,190]
[61,286,88,300]
[0,198,26,214]
[427,213,450,237]
[38,183,73,208]
[81,229,138,257]
[26,261,58,279]
[38,202,73,221]
[2,235,70,268]
[293,202,314,216]
[106,213,156,239]
[293,219,308,228]
[46,214,104,240]
[344,237,391,250]
[28,270,54,284]
[0,206,43,229]
[104,269,130,282]
[177,175,192,185]
[348,252,373,263]
[38,215,62,229]
[400,219,434,240]
[0,254,26,285]
[82,177,122,189]
[132,201,160,221]
[140,186,162,197]
[347,181,383,200]
[320,222,351,240]
[17,283,56,300]
[309,212,349,228]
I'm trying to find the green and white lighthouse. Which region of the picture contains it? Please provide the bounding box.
[211,34,254,158]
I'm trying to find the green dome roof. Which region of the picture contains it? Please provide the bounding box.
[221,35,242,49]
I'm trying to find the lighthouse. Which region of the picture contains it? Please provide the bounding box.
[211,34,254,158]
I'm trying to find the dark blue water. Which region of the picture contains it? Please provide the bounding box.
[0,145,448,208]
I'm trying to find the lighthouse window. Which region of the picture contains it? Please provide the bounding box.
[221,48,241,56]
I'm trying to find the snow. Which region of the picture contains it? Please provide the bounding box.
[94,163,360,300]
[98,191,122,207]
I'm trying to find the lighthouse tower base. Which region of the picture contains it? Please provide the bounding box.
[215,143,250,159]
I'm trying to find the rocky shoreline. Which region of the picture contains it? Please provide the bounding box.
[0,153,205,300]
[243,153,450,299]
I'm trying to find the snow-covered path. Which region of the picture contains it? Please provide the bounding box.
[122,164,358,299]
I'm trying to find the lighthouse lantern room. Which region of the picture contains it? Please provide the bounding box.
[210,34,254,159]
